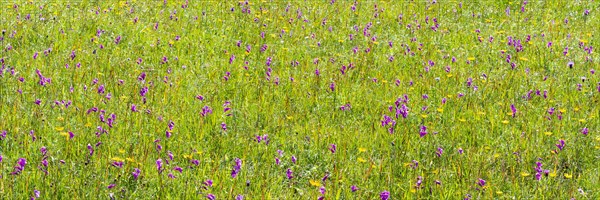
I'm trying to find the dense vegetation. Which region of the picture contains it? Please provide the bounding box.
[0,1,599,199]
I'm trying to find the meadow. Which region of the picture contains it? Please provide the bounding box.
[0,0,599,199]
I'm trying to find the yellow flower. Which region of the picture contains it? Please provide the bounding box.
[55,127,65,131]
[358,148,367,152]
[549,172,557,177]
[59,132,70,140]
[111,157,125,162]
[519,57,529,61]
[118,149,126,154]
[467,57,475,61]
[496,191,503,195]
[357,158,367,163]
[501,120,509,124]
[126,158,135,162]
[544,132,553,136]
[309,180,321,187]
[520,172,530,177]
[564,173,573,179]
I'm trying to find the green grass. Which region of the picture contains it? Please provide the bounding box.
[0,0,599,199]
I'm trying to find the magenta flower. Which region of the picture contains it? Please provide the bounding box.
[351,185,358,192]
[286,168,293,179]
[436,147,443,157]
[191,159,200,166]
[114,35,121,44]
[174,166,183,173]
[201,106,213,117]
[329,82,335,92]
[582,127,589,135]
[206,194,215,200]
[556,139,565,151]
[156,158,163,173]
[11,158,26,175]
[329,144,337,153]
[231,158,242,178]
[380,190,390,200]
[416,176,423,189]
[132,168,141,180]
[203,179,213,187]
[510,104,517,117]
[419,125,427,137]
[87,144,94,156]
[477,178,486,187]
[111,161,124,168]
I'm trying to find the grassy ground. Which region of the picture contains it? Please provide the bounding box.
[0,0,599,199]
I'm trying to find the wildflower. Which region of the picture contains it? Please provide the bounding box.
[112,161,124,168]
[322,173,330,182]
[510,104,517,117]
[173,166,183,173]
[411,160,419,169]
[286,168,293,179]
[201,106,213,117]
[380,190,390,200]
[329,144,337,153]
[556,139,565,151]
[132,168,141,180]
[191,159,200,166]
[231,158,242,178]
[203,179,213,187]
[419,125,427,137]
[156,158,163,173]
[416,176,423,189]
[568,61,574,69]
[33,190,40,199]
[329,82,335,92]
[87,144,94,156]
[436,147,443,157]
[582,127,588,135]
[351,185,358,192]
[221,122,227,131]
[477,178,486,187]
[206,194,215,200]
[11,158,26,175]
[114,35,121,44]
